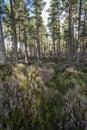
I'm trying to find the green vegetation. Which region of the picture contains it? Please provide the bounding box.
[0,0,87,129]
[0,62,87,130]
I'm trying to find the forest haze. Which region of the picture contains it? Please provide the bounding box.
[0,0,87,130]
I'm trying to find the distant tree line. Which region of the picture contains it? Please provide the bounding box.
[0,0,87,64]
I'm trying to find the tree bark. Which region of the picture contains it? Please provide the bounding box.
[53,31,55,56]
[77,0,82,64]
[35,1,40,59]
[0,15,6,64]
[82,10,86,60]
[24,25,28,63]
[57,2,61,57]
[10,0,18,63]
[68,0,72,63]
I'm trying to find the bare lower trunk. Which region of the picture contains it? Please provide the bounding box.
[0,15,6,64]
[10,0,18,63]
[81,10,86,60]
[24,26,28,63]
[53,32,55,56]
[77,0,82,64]
[36,21,40,59]
[36,2,40,59]
[68,0,72,63]
[57,2,61,57]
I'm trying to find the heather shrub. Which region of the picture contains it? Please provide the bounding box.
[59,85,87,130]
[47,66,87,94]
[0,64,44,130]
[0,77,43,129]
[0,64,59,130]
[46,65,87,129]
[0,64,87,130]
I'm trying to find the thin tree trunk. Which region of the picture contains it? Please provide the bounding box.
[82,10,86,60]
[24,25,28,63]
[10,0,18,63]
[72,18,75,59]
[18,21,22,59]
[53,31,55,56]
[44,42,46,56]
[57,2,61,57]
[0,15,6,64]
[77,0,82,64]
[34,39,36,57]
[68,0,72,63]
[36,4,40,59]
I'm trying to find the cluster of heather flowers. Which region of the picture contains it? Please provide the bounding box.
[0,71,44,130]
[0,64,87,130]
[59,85,87,130]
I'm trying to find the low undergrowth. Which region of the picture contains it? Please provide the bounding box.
[0,63,87,130]
[47,64,87,129]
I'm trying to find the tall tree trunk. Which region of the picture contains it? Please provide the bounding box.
[53,31,55,56]
[18,20,22,59]
[34,39,36,57]
[82,10,86,60]
[24,25,28,63]
[77,0,82,64]
[72,17,75,59]
[0,15,6,64]
[68,0,72,63]
[57,2,61,57]
[44,42,46,56]
[36,4,40,59]
[10,0,18,63]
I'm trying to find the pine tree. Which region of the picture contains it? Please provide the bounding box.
[32,0,44,59]
[9,0,18,63]
[0,1,6,64]
[48,0,62,56]
[77,0,82,64]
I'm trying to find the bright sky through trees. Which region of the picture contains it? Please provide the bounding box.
[42,0,50,26]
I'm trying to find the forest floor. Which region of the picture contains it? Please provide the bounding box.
[0,59,87,130]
